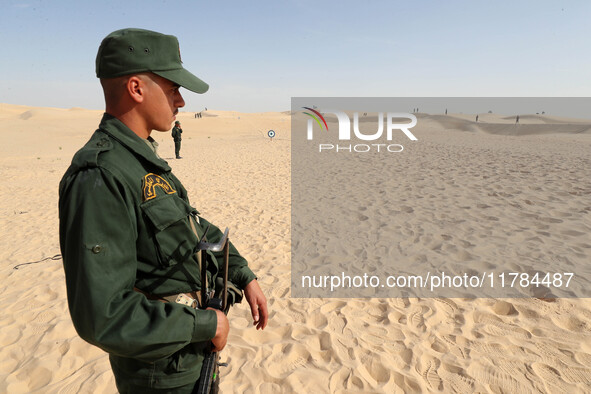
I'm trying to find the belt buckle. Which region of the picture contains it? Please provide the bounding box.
[175,293,197,308]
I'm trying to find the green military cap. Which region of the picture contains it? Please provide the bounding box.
[96,28,209,94]
[175,121,180,125]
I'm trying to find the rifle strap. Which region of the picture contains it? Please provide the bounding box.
[189,217,207,308]
[189,215,206,289]
[132,214,207,310]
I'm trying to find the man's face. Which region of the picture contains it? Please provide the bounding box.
[140,73,185,132]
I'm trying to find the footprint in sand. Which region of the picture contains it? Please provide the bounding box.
[59,340,70,356]
[471,341,539,363]
[433,298,459,317]
[391,371,421,392]
[440,334,468,359]
[390,298,409,309]
[408,305,432,332]
[439,363,475,393]
[559,364,591,386]
[356,355,391,385]
[473,311,531,340]
[575,352,591,367]
[0,357,18,375]
[327,314,347,335]
[357,326,388,348]
[0,328,22,347]
[16,364,52,391]
[533,342,580,366]
[256,382,283,394]
[531,363,572,393]
[415,355,442,391]
[264,344,310,379]
[467,363,534,394]
[328,368,357,392]
[430,338,449,354]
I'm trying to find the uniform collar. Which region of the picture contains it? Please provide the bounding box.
[98,113,171,172]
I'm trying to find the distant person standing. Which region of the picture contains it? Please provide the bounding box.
[516,115,520,124]
[172,120,183,159]
[476,115,479,122]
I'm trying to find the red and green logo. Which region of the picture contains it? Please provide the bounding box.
[302,107,328,131]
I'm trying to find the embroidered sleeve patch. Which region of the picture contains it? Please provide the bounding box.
[142,173,177,201]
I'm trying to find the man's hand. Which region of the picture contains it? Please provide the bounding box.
[244,280,268,330]
[209,308,229,351]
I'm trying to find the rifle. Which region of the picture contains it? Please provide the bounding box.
[195,227,230,394]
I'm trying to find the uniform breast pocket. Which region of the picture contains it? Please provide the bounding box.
[140,194,198,267]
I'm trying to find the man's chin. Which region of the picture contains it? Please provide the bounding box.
[153,125,171,132]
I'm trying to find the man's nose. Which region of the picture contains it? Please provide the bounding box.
[176,91,185,108]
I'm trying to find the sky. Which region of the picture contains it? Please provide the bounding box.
[1,0,590,113]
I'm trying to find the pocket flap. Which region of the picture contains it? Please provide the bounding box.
[141,194,191,231]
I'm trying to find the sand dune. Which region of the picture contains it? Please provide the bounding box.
[1,104,590,393]
[420,113,591,135]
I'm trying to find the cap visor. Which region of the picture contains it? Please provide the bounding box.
[154,68,209,94]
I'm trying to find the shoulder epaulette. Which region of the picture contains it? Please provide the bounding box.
[71,131,114,170]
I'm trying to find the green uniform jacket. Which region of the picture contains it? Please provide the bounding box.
[58,113,256,389]
[172,126,182,141]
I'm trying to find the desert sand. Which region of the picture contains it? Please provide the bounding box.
[1,103,590,393]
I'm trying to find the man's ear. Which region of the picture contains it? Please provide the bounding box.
[126,76,145,103]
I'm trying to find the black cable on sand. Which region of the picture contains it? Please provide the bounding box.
[13,254,62,270]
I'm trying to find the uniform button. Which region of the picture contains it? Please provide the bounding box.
[92,245,102,254]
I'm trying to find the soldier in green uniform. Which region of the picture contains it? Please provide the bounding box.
[58,28,268,393]
[172,120,183,159]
